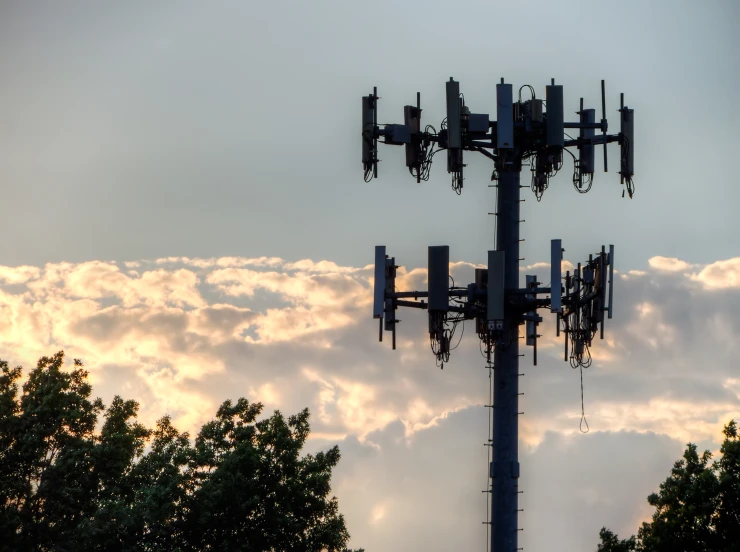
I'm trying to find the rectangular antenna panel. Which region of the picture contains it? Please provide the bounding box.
[546,84,564,148]
[475,268,488,290]
[428,246,450,312]
[487,250,505,321]
[595,251,606,324]
[496,83,514,149]
[373,246,386,318]
[384,257,395,331]
[404,105,422,168]
[526,275,536,346]
[474,268,487,334]
[579,108,595,173]
[597,248,607,293]
[583,266,594,286]
[446,79,461,149]
[608,244,614,319]
[362,96,375,166]
[621,108,634,177]
[531,99,543,122]
[551,239,562,313]
[447,148,463,173]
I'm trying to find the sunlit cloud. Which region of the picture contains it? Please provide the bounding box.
[0,265,41,284]
[0,253,737,453]
[690,257,740,289]
[370,502,388,525]
[648,255,694,272]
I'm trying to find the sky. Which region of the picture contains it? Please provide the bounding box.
[0,1,739,550]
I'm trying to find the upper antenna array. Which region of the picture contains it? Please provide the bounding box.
[362,78,635,198]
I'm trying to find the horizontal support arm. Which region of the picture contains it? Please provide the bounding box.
[564,134,621,148]
[564,121,607,130]
[396,299,428,310]
[394,300,470,314]
[511,287,552,295]
[390,290,468,299]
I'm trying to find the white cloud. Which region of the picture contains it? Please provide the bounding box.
[690,257,740,289]
[648,255,694,272]
[284,259,360,273]
[0,265,41,284]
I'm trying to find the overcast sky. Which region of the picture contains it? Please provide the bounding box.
[1,1,739,551]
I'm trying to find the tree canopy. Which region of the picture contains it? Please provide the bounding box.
[0,352,360,551]
[597,420,740,552]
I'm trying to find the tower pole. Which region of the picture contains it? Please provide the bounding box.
[491,167,521,551]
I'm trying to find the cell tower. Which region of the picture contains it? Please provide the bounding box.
[361,77,634,551]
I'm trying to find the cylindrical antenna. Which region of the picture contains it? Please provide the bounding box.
[601,80,607,172]
[417,91,420,110]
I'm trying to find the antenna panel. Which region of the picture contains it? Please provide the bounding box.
[362,95,376,170]
[447,148,463,173]
[404,104,422,170]
[446,79,461,149]
[428,246,450,312]
[526,275,536,346]
[579,108,595,173]
[531,99,543,122]
[474,268,487,336]
[475,268,488,290]
[496,83,514,149]
[551,239,562,313]
[620,107,634,179]
[384,256,396,332]
[546,84,564,148]
[487,250,505,321]
[373,246,386,318]
[608,244,614,319]
[596,249,606,338]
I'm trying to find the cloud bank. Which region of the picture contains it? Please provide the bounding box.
[0,253,738,551]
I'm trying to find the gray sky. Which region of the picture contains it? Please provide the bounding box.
[2,0,738,269]
[1,1,739,551]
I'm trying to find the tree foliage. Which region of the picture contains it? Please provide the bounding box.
[597,421,740,552]
[597,528,637,552]
[0,352,359,551]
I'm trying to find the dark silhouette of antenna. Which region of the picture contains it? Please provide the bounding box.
[361,77,634,552]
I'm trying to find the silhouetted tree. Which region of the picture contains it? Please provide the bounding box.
[596,420,740,552]
[0,352,360,552]
[597,528,637,552]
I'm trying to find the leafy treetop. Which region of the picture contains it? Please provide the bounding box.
[0,352,362,552]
